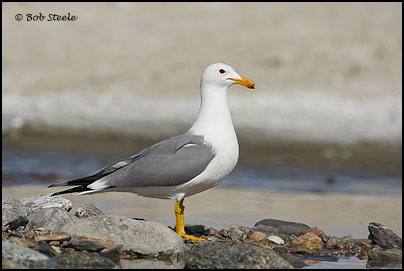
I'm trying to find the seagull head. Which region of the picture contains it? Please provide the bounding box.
[201,63,255,90]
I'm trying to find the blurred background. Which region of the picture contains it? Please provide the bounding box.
[2,3,402,239]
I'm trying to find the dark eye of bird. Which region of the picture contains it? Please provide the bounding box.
[219,69,225,74]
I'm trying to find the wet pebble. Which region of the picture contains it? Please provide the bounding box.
[220,224,252,241]
[34,232,71,243]
[290,232,323,251]
[308,227,328,242]
[267,235,285,245]
[62,239,105,252]
[203,227,222,239]
[248,231,267,242]
[77,235,115,249]
[253,218,310,237]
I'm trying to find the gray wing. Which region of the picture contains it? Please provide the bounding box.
[97,133,215,188]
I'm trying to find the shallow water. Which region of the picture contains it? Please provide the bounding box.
[2,147,401,196]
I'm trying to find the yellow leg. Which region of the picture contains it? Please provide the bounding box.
[174,199,204,242]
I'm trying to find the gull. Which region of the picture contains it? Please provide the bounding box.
[49,63,255,241]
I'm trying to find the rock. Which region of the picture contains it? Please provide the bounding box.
[353,238,372,246]
[203,227,222,239]
[23,230,36,239]
[60,216,185,256]
[367,247,402,262]
[368,222,402,249]
[34,232,71,243]
[185,241,294,269]
[51,251,118,269]
[158,247,186,264]
[51,245,62,254]
[248,231,267,242]
[325,237,340,250]
[78,235,114,249]
[184,224,206,237]
[100,245,123,262]
[21,194,72,212]
[26,207,78,231]
[357,251,368,260]
[2,196,30,231]
[290,232,323,250]
[308,227,328,242]
[38,241,58,257]
[267,235,285,245]
[2,241,55,269]
[353,239,372,254]
[49,241,61,246]
[339,235,354,245]
[220,224,252,241]
[74,204,104,219]
[62,239,105,252]
[338,235,355,252]
[254,218,310,237]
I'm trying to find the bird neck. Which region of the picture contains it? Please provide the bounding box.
[188,84,236,141]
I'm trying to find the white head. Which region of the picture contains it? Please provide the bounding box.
[200,63,255,90]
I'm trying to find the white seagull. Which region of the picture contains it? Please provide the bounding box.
[49,63,255,241]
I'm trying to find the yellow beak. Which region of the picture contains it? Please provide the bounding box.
[228,76,255,89]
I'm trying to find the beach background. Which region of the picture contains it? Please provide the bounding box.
[2,2,402,241]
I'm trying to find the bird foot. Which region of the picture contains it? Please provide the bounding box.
[180,233,205,242]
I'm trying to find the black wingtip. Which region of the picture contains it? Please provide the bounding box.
[48,184,92,197]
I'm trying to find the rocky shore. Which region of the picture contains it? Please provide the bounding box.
[2,194,402,269]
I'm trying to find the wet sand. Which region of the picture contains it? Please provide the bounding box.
[3,184,401,239]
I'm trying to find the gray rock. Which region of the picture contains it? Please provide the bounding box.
[38,241,58,257]
[2,196,31,231]
[26,207,78,231]
[74,204,104,218]
[62,239,105,252]
[220,224,252,241]
[254,218,310,237]
[326,237,340,250]
[368,222,402,249]
[2,241,56,269]
[100,245,123,262]
[21,194,72,212]
[185,241,294,269]
[60,215,185,256]
[368,247,402,262]
[51,251,118,269]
